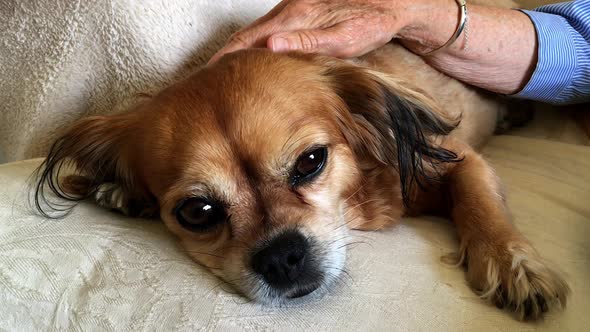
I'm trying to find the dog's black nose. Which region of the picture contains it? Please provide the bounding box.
[251,230,308,288]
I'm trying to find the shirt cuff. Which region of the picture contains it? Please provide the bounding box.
[513,10,578,103]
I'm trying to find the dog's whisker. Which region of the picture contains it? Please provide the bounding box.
[332,214,361,232]
[324,235,355,247]
[342,198,384,217]
[339,231,374,242]
[182,250,226,259]
[206,277,245,298]
[369,215,396,232]
[336,240,370,250]
[252,215,268,244]
[221,244,250,251]
[205,279,230,295]
[324,265,353,283]
[342,182,367,204]
[193,263,223,271]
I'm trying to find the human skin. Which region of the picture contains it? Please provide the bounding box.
[208,0,537,95]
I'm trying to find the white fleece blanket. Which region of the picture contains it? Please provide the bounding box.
[0,0,279,163]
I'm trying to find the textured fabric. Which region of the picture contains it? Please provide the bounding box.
[0,0,279,163]
[1,135,589,331]
[0,0,576,163]
[517,0,590,104]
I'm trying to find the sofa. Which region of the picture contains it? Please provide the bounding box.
[1,0,588,330]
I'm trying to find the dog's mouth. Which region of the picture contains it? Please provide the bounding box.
[236,227,348,303]
[286,283,321,299]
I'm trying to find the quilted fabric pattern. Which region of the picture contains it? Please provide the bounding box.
[1,136,588,331]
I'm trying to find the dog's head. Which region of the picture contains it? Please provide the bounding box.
[33,49,458,303]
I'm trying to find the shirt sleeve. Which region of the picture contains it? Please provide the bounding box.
[515,1,590,105]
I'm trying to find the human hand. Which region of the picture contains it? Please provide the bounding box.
[208,0,428,64]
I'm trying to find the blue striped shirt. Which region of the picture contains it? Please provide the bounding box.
[516,0,590,105]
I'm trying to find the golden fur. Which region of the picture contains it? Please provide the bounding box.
[33,0,568,321]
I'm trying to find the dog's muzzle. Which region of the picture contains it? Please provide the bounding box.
[251,229,323,298]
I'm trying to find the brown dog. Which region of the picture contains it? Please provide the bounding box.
[33,4,568,321]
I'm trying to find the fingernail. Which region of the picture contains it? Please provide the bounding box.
[270,37,288,52]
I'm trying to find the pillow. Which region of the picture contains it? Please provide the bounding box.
[1,136,588,329]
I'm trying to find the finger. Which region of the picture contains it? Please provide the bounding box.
[208,0,295,65]
[208,24,275,64]
[249,0,293,28]
[208,38,255,65]
[268,23,366,58]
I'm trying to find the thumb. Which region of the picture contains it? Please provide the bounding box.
[268,29,341,54]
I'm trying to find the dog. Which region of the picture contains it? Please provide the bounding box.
[32,0,569,321]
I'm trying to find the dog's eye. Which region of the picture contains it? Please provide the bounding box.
[292,146,328,186]
[174,198,226,232]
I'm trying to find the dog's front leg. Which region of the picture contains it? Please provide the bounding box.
[428,140,569,320]
[61,175,158,218]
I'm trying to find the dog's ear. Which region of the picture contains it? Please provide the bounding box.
[33,113,157,218]
[318,59,461,206]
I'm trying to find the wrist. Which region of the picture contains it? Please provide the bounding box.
[397,0,463,53]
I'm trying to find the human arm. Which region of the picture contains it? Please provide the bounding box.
[408,0,590,104]
[209,0,590,105]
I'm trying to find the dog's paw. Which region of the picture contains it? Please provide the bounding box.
[495,99,535,134]
[451,241,570,320]
[94,183,128,213]
[94,183,157,218]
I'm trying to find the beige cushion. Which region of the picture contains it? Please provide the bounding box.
[1,135,588,330]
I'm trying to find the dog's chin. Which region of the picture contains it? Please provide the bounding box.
[239,245,347,305]
[286,282,321,299]
[212,216,349,305]
[245,273,336,306]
